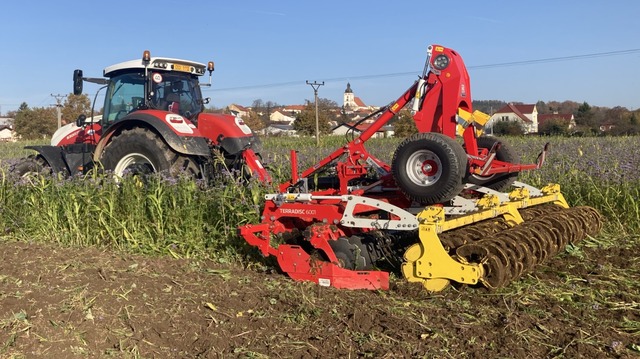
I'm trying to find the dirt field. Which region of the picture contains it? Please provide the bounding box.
[1,238,638,358]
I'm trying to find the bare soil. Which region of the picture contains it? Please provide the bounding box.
[1,238,638,358]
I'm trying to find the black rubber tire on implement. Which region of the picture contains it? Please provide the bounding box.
[392,132,467,205]
[465,136,519,192]
[10,155,52,177]
[100,127,201,179]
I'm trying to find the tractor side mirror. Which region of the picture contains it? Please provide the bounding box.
[73,69,84,95]
[75,114,86,128]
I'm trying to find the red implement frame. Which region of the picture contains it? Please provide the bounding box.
[239,44,546,290]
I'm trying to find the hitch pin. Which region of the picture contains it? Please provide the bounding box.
[479,142,500,176]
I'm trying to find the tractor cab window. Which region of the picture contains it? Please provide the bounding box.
[103,73,145,125]
[150,72,203,120]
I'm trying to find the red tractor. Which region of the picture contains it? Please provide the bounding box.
[239,44,602,292]
[13,51,269,183]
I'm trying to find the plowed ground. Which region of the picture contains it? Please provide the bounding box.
[1,238,638,358]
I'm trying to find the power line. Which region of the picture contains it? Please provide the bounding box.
[469,48,640,69]
[205,48,640,92]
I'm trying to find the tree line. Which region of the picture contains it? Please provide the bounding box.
[5,94,639,140]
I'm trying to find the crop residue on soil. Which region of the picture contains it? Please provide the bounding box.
[0,239,638,358]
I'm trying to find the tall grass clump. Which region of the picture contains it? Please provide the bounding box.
[1,134,637,261]
[0,168,266,262]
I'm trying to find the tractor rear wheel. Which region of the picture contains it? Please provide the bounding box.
[100,127,201,179]
[465,136,519,191]
[392,133,467,205]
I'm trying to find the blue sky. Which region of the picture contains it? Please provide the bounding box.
[1,1,639,115]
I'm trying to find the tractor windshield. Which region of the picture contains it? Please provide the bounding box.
[103,73,145,124]
[102,71,204,126]
[149,72,203,120]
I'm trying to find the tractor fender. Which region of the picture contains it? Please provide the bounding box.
[196,112,261,155]
[24,145,71,175]
[93,112,211,162]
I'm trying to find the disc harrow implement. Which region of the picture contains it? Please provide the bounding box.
[238,43,605,293]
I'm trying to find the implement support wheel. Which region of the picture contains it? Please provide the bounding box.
[392,133,467,205]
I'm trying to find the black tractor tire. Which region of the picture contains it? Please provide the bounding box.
[100,127,201,179]
[465,136,519,192]
[392,133,468,205]
[10,155,52,177]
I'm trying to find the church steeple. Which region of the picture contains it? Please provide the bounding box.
[343,82,355,110]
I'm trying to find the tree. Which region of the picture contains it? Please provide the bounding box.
[492,121,524,136]
[391,109,416,138]
[242,109,265,131]
[293,99,335,136]
[251,99,280,123]
[14,102,58,139]
[472,100,507,115]
[62,93,91,124]
[574,102,596,131]
[538,118,568,136]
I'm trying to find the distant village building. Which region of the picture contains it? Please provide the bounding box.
[269,109,297,125]
[330,122,394,138]
[258,123,297,137]
[223,83,384,137]
[487,103,538,134]
[0,117,16,142]
[343,83,378,114]
[226,104,250,118]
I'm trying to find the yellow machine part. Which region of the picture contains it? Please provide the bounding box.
[401,184,582,292]
[457,109,491,137]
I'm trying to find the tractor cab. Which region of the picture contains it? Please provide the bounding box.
[87,51,214,129]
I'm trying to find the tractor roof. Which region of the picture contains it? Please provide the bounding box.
[103,57,207,77]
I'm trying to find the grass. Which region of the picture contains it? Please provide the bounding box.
[0,135,638,265]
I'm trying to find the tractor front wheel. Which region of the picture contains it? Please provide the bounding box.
[11,155,52,177]
[392,133,467,205]
[100,127,201,179]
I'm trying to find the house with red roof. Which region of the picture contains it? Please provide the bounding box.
[487,103,538,134]
[226,104,250,118]
[269,109,296,125]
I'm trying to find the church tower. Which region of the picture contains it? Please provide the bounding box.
[343,83,356,110]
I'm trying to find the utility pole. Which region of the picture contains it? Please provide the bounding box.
[51,93,67,129]
[306,80,324,146]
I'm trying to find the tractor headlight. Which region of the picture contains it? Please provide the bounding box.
[432,54,450,71]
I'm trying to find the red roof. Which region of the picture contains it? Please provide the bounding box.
[230,103,249,112]
[283,105,306,112]
[354,97,366,108]
[494,103,535,123]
